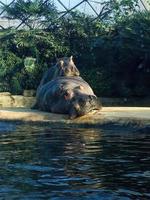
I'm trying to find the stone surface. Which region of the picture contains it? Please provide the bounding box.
[0,92,11,96]
[23,90,36,97]
[0,92,150,108]
[0,96,14,107]
[0,94,35,108]
[0,93,150,127]
[0,107,150,127]
[12,96,35,108]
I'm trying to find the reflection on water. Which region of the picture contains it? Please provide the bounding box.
[0,122,150,199]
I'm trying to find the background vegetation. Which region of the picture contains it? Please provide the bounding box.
[0,0,150,97]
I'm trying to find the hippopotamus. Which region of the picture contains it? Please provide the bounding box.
[33,76,101,119]
[38,56,80,88]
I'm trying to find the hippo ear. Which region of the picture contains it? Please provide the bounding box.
[69,56,73,62]
[79,85,84,90]
[75,85,84,90]
[59,60,64,68]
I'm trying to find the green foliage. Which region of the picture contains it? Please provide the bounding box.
[100,0,139,23]
[0,0,150,97]
[2,0,58,29]
[0,29,69,93]
[24,57,36,73]
[10,76,22,94]
[92,11,150,96]
[81,67,115,97]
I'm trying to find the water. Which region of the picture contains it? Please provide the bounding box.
[0,122,150,200]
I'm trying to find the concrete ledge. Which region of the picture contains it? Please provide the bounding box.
[0,92,150,108]
[0,107,150,128]
[0,93,35,108]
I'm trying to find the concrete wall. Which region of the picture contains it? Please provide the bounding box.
[0,92,150,108]
[0,92,35,108]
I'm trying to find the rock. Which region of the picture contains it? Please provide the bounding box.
[23,90,36,97]
[0,96,14,107]
[0,107,149,128]
[0,92,11,96]
[0,93,35,108]
[12,96,36,108]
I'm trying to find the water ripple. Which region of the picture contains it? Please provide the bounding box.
[0,122,150,199]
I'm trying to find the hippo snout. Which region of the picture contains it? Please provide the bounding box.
[69,95,100,119]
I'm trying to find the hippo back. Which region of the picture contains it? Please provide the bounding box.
[38,76,95,97]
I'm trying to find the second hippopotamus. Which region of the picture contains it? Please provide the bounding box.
[38,56,80,89]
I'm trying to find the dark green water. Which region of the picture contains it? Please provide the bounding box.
[0,122,150,200]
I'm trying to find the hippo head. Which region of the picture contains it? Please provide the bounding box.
[69,94,101,119]
[56,56,80,77]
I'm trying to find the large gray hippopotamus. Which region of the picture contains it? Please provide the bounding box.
[38,56,80,88]
[33,76,101,119]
